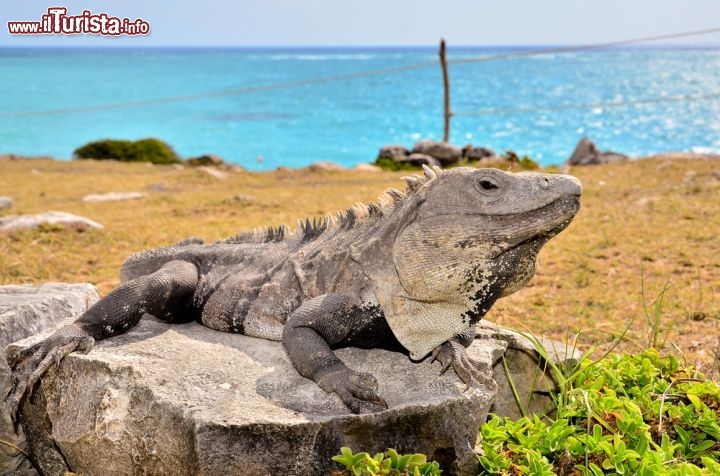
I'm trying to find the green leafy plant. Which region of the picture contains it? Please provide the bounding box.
[478,349,720,475]
[374,156,423,172]
[331,447,442,476]
[73,138,181,164]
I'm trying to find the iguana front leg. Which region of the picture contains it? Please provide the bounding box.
[282,293,388,414]
[431,327,497,391]
[5,260,198,419]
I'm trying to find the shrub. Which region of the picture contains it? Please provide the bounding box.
[73,138,181,164]
[331,447,442,476]
[374,156,422,172]
[479,349,720,475]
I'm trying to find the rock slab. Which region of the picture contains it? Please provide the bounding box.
[4,283,578,476]
[0,283,99,474]
[568,137,628,166]
[412,140,463,164]
[15,319,496,476]
[0,197,12,211]
[82,192,146,203]
[0,212,103,232]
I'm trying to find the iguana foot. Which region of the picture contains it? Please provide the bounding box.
[431,340,498,392]
[5,324,94,421]
[315,367,388,414]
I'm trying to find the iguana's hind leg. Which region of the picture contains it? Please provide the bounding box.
[5,260,198,419]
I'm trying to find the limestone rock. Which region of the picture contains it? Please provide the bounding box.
[352,163,383,172]
[307,161,346,171]
[399,153,442,168]
[0,211,103,232]
[82,192,146,203]
[198,166,227,179]
[0,283,99,474]
[412,140,463,164]
[464,146,496,161]
[14,318,497,476]
[0,196,12,210]
[377,145,410,160]
[568,138,628,166]
[2,280,578,475]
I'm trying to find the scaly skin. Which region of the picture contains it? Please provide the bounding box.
[6,166,581,416]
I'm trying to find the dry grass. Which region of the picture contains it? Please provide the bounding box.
[1,156,718,371]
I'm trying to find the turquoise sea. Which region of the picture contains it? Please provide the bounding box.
[0,46,719,169]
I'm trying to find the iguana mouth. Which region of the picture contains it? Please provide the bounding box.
[499,193,580,257]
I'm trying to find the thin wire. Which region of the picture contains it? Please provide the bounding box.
[453,91,720,117]
[447,27,720,65]
[1,27,719,118]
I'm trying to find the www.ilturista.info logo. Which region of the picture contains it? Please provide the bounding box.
[7,7,150,36]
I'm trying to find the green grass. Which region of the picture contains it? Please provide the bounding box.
[0,154,718,371]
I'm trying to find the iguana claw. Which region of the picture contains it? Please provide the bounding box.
[5,324,94,421]
[431,340,497,392]
[315,367,388,414]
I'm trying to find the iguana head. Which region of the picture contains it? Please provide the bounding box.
[367,166,581,359]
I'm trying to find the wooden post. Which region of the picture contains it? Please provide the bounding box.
[439,38,451,143]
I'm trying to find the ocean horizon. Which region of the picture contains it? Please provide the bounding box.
[1,45,719,169]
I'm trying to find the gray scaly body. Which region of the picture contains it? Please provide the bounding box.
[6,165,581,415]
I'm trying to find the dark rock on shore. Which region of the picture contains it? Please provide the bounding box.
[399,153,442,168]
[377,145,410,161]
[568,138,628,166]
[377,140,497,170]
[463,145,496,161]
[412,139,463,164]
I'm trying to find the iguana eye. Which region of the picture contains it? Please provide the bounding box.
[478,179,499,191]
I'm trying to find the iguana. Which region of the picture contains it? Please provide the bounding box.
[6,165,581,415]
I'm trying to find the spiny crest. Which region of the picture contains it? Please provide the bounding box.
[401,164,443,193]
[220,166,444,245]
[221,225,289,244]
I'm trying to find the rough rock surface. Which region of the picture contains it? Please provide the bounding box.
[0,196,12,211]
[198,166,227,179]
[412,140,463,164]
[377,145,410,160]
[568,138,628,166]
[464,146,496,161]
[400,153,442,168]
[307,161,346,171]
[82,192,146,203]
[352,163,383,172]
[0,283,99,474]
[0,211,103,232]
[14,319,496,476]
[4,284,578,476]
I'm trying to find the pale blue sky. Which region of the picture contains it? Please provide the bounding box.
[2,0,720,47]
